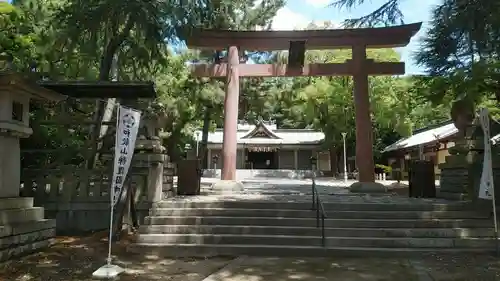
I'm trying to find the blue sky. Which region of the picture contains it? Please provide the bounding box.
[272,0,441,74]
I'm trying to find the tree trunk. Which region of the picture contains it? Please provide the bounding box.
[330,146,338,177]
[86,55,118,169]
[86,17,136,170]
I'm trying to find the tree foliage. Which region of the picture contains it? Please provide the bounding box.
[11,1,454,172]
[0,2,37,71]
[329,0,404,27]
[415,1,500,107]
[328,0,500,120]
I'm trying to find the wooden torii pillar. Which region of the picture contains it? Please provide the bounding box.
[186,23,421,184]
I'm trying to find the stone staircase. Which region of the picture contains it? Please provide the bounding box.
[0,197,55,261]
[129,198,497,257]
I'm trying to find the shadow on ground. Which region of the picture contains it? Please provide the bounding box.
[209,255,500,281]
[209,257,419,281]
[0,232,231,281]
[1,233,499,281]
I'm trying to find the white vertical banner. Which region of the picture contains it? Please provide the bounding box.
[478,108,495,200]
[93,105,141,279]
[477,108,499,255]
[111,105,142,206]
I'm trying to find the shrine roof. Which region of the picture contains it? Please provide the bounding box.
[38,81,157,98]
[383,121,458,153]
[185,23,422,50]
[195,122,324,145]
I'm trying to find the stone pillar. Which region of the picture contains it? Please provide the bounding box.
[0,136,22,198]
[438,154,469,200]
[221,46,240,180]
[147,161,163,202]
[441,126,500,203]
[352,46,375,183]
[0,92,32,198]
[134,137,167,202]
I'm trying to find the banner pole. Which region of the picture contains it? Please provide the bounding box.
[93,103,125,279]
[107,103,120,265]
[493,191,498,256]
[490,138,498,256]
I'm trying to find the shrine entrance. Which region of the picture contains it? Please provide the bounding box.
[186,23,421,185]
[246,147,278,169]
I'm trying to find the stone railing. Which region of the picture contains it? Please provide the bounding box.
[20,138,174,234]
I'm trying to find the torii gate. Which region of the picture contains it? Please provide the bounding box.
[186,23,421,186]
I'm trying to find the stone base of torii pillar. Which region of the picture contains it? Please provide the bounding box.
[210,180,244,195]
[349,182,388,193]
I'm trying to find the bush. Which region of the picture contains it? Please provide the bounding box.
[375,164,392,174]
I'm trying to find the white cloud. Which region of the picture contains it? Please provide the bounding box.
[304,0,331,7]
[271,7,311,30]
[269,7,339,31]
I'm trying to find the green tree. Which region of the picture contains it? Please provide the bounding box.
[0,2,37,71]
[329,0,405,27]
[194,0,286,167]
[414,1,500,106]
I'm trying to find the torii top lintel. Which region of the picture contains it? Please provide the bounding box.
[185,23,422,51]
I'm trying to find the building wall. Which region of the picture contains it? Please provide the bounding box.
[206,146,327,170]
[237,149,245,169]
[278,150,295,169]
[318,151,330,172]
[387,143,454,179]
[297,150,312,170]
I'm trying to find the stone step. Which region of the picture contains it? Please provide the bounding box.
[145,216,494,228]
[0,228,55,251]
[0,219,56,238]
[154,201,475,212]
[0,207,45,225]
[149,208,487,219]
[0,197,34,210]
[0,238,53,262]
[128,243,497,258]
[139,225,496,238]
[136,234,498,248]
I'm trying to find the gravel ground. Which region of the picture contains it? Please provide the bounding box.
[0,232,232,281]
[0,234,499,281]
[414,253,500,281]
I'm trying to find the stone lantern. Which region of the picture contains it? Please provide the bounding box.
[0,72,64,261]
[0,73,64,198]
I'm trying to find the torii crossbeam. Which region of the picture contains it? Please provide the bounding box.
[186,23,421,186]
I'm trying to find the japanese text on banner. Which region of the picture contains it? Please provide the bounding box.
[478,108,495,200]
[112,106,141,206]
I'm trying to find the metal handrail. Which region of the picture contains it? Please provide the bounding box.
[311,172,327,247]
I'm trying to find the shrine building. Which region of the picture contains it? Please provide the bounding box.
[196,120,331,172]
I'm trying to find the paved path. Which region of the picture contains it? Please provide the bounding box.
[197,177,430,196]
[203,255,500,281]
[169,177,454,204]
